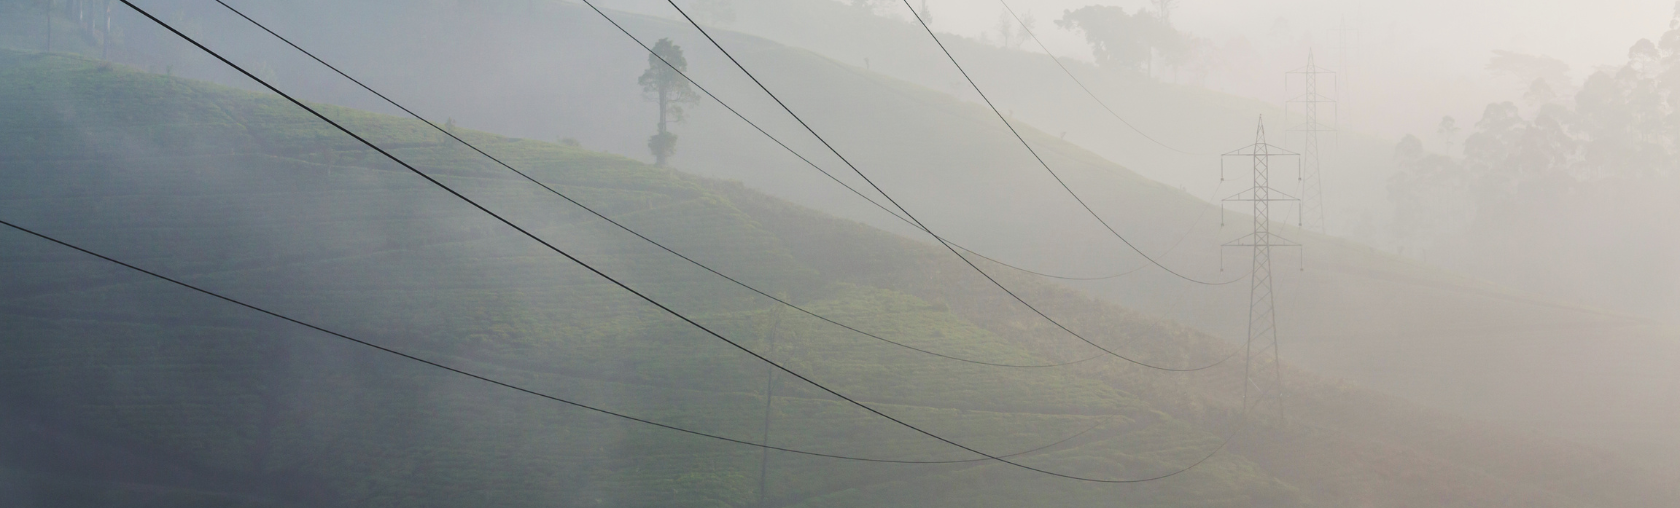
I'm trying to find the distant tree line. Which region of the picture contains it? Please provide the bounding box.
[1388,6,1680,312]
[1055,4,1188,76]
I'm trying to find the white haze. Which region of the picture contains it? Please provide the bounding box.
[5,0,1680,504]
[883,0,1675,142]
[597,0,1680,321]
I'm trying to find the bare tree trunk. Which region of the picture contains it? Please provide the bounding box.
[45,0,53,52]
[656,86,669,166]
[101,0,110,60]
[658,87,669,135]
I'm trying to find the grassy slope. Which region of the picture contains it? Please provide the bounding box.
[584,2,1680,475]
[1,51,1675,507]
[0,50,1262,507]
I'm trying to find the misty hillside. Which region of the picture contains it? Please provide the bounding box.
[4,51,1677,507]
[7,0,1671,323]
[6,0,1680,505]
[620,0,1400,225]
[22,0,1670,479]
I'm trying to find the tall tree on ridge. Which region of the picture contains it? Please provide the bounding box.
[639,38,698,167]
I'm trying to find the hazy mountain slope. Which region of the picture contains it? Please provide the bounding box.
[126,0,1680,476]
[0,51,1264,507]
[3,51,1677,507]
[606,0,1402,240]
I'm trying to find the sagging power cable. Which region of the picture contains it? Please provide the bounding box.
[806,53,1246,281]
[115,0,1235,481]
[0,218,1093,465]
[802,55,1247,282]
[211,0,1095,370]
[663,0,1235,372]
[896,0,1240,287]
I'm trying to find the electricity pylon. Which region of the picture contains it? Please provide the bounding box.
[1221,117,1299,412]
[1332,17,1360,126]
[1286,51,1337,234]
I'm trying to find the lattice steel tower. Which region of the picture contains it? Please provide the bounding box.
[1222,117,1299,408]
[1286,51,1336,234]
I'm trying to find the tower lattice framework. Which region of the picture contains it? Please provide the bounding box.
[1222,117,1300,408]
[1286,51,1336,234]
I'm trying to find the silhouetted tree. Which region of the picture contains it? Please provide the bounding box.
[991,9,1035,49]
[1387,15,1680,298]
[1522,77,1557,107]
[638,38,698,167]
[1436,116,1459,152]
[1056,6,1184,76]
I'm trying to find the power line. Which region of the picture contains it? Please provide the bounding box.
[896,0,1238,288]
[589,3,1176,286]
[204,0,1207,333]
[208,0,1094,370]
[804,54,1248,282]
[0,218,1087,465]
[664,0,1236,373]
[114,0,1233,482]
[211,0,1196,304]
[169,1,1260,489]
[994,0,1207,157]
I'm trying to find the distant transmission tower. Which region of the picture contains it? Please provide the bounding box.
[1286,51,1336,234]
[1332,17,1360,126]
[1221,117,1299,411]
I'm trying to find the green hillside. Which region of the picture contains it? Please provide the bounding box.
[2,50,1676,507]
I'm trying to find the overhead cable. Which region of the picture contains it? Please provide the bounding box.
[210,0,1095,370]
[897,0,1240,287]
[115,0,1236,481]
[663,0,1235,372]
[0,218,1091,465]
[805,54,1245,281]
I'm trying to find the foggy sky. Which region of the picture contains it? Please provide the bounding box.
[855,0,1676,140]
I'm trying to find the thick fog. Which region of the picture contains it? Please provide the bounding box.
[3,1,1679,507]
[709,0,1671,140]
[600,0,1680,318]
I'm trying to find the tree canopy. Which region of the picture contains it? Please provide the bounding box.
[1055,5,1185,75]
[637,38,698,166]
